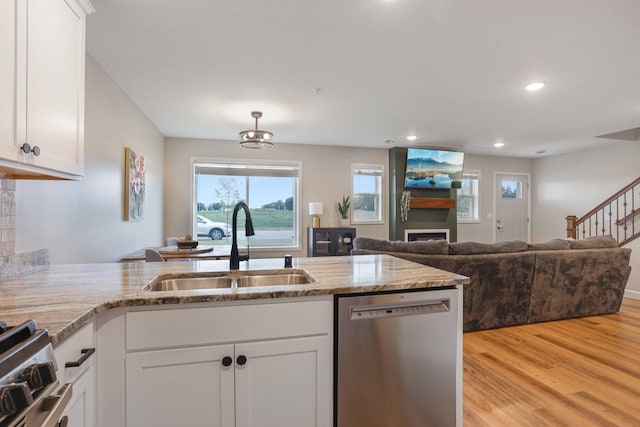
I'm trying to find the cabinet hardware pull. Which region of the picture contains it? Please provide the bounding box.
[64,348,95,368]
[19,143,41,157]
[236,355,247,366]
[221,356,233,367]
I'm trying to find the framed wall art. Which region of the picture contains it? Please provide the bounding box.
[125,147,145,220]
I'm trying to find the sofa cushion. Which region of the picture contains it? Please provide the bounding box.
[352,237,449,255]
[448,240,527,255]
[527,238,571,251]
[568,235,618,249]
[528,248,631,323]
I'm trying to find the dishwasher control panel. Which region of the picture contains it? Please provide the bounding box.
[349,298,450,320]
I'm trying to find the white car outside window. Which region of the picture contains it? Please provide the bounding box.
[196,215,231,240]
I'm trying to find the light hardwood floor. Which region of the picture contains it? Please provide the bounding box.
[463,298,640,426]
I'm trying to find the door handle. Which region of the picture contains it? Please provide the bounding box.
[496,220,505,232]
[64,348,95,368]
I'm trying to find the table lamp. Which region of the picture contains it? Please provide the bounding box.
[309,202,324,228]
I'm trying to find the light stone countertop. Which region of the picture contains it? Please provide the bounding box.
[0,255,469,346]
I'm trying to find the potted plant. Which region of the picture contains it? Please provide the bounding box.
[337,195,351,221]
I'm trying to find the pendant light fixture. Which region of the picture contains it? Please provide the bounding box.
[238,111,274,149]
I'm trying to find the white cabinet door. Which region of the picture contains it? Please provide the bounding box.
[126,344,235,427]
[63,364,96,427]
[54,321,96,427]
[0,0,16,159]
[24,0,85,176]
[235,336,332,427]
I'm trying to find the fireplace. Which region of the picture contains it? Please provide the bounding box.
[405,228,450,242]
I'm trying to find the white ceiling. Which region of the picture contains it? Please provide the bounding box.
[86,0,640,158]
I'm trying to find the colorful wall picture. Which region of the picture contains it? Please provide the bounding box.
[125,147,145,220]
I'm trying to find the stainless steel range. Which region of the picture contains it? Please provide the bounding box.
[0,320,71,427]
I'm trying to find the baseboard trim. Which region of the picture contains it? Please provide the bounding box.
[624,289,640,300]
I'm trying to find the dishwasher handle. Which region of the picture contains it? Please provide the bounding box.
[349,298,450,321]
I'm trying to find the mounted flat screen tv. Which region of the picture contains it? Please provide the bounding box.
[404,148,464,189]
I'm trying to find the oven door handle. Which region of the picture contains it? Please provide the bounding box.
[40,383,73,427]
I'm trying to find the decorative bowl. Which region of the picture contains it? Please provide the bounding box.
[176,240,199,249]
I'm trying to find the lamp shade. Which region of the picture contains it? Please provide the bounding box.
[309,202,324,216]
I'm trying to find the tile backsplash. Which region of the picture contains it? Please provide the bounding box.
[0,178,48,279]
[0,178,15,257]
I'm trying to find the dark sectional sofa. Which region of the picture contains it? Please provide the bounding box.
[351,236,632,332]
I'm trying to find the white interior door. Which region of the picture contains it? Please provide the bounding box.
[494,173,530,242]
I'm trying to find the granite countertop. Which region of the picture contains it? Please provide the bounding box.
[0,254,468,346]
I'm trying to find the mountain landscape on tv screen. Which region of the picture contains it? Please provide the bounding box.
[404,155,463,189]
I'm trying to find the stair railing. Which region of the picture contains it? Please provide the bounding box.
[566,176,640,246]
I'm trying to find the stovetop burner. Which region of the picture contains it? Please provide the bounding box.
[0,320,66,427]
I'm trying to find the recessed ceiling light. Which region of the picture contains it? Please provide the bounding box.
[407,135,417,141]
[525,81,545,91]
[494,142,505,148]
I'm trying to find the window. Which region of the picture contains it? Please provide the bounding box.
[193,159,300,249]
[501,180,523,199]
[352,164,383,224]
[457,170,480,222]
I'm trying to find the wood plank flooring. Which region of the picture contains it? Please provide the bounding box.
[463,298,640,426]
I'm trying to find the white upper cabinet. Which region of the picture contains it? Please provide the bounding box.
[0,0,94,179]
[0,1,16,156]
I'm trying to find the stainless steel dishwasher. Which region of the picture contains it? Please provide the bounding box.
[335,287,462,427]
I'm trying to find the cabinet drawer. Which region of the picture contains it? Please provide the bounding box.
[53,321,95,383]
[126,300,333,351]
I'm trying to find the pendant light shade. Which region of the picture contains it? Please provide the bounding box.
[239,111,274,149]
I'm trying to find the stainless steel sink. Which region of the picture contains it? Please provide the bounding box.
[143,270,314,292]
[236,273,311,287]
[146,276,234,291]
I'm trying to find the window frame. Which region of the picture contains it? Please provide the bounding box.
[457,169,481,224]
[351,163,384,225]
[190,157,302,251]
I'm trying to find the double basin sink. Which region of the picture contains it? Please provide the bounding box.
[144,269,314,292]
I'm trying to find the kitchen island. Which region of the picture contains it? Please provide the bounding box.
[0,255,468,427]
[0,254,467,344]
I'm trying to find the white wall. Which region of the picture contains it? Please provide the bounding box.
[15,55,165,263]
[164,138,389,258]
[457,154,532,243]
[531,141,640,294]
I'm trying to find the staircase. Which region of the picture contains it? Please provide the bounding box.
[566,177,640,246]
